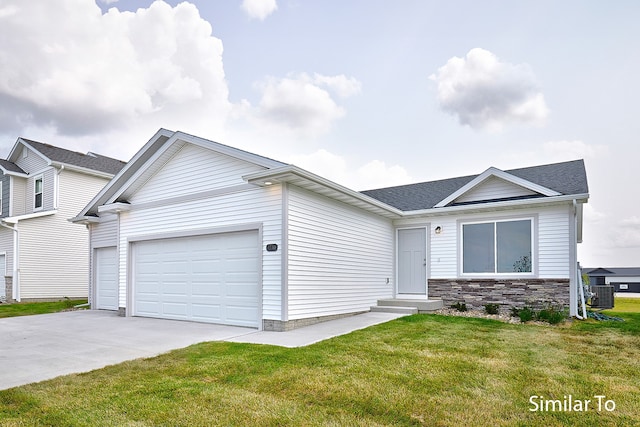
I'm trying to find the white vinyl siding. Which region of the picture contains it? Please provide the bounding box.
[454,176,537,204]
[286,185,394,320]
[15,146,48,172]
[18,170,111,299]
[538,205,571,278]
[395,204,573,280]
[91,215,118,248]
[11,177,26,216]
[117,186,282,319]
[130,143,266,204]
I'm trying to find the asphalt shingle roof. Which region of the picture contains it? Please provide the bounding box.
[20,138,126,175]
[583,267,640,276]
[361,159,588,211]
[0,159,26,174]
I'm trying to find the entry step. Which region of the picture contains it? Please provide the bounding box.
[375,299,444,312]
[370,305,418,314]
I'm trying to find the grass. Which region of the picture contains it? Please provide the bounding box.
[0,299,88,318]
[0,299,639,426]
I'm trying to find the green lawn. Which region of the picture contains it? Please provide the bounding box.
[0,299,88,318]
[0,301,639,426]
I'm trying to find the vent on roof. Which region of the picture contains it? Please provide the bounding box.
[87,152,97,158]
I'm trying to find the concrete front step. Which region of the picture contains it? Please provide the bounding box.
[370,305,418,315]
[376,298,444,312]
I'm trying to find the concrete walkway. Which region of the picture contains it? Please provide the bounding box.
[0,310,403,390]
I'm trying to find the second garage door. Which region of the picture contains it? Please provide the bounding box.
[132,230,259,327]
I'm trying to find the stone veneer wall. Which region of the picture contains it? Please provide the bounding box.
[4,276,12,302]
[428,279,570,310]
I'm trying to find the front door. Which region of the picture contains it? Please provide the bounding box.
[397,228,426,295]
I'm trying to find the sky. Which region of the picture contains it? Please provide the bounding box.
[0,0,638,267]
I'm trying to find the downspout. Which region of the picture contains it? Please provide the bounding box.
[54,165,64,209]
[0,220,19,302]
[572,199,587,319]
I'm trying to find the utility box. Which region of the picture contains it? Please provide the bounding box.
[590,285,615,309]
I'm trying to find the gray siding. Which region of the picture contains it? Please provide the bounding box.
[0,173,9,218]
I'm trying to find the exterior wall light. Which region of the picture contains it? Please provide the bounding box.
[435,226,442,234]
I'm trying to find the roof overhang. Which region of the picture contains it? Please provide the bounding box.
[50,161,115,179]
[402,193,589,218]
[243,166,404,219]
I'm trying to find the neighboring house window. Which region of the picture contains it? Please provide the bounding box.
[0,184,2,215]
[462,219,533,274]
[34,176,43,210]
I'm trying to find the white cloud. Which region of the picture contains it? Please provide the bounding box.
[99,0,119,4]
[430,48,549,131]
[543,140,609,161]
[248,73,361,137]
[241,0,278,21]
[312,74,362,98]
[287,149,412,190]
[0,0,230,137]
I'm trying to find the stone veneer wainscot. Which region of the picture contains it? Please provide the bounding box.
[428,279,570,310]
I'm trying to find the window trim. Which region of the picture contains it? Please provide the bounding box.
[34,175,43,211]
[459,216,535,277]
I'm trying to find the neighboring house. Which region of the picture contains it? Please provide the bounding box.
[583,268,640,293]
[72,129,589,330]
[0,138,126,302]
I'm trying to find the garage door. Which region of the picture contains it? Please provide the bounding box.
[96,247,118,310]
[132,230,259,327]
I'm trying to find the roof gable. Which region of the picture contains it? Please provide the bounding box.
[361,160,589,212]
[8,138,126,176]
[75,129,288,218]
[434,167,560,208]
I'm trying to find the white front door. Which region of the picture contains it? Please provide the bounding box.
[397,228,426,295]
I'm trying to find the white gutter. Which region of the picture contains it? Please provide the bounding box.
[402,193,590,218]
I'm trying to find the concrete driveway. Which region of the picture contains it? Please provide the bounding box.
[0,310,403,390]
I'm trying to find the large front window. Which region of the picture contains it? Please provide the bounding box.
[462,219,532,274]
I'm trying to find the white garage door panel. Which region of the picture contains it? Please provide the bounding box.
[96,247,118,310]
[133,230,259,327]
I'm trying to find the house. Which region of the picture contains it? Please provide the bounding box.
[72,129,589,330]
[583,267,640,293]
[0,138,126,302]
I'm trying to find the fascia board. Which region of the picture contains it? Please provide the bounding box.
[434,167,561,208]
[173,131,286,169]
[50,162,114,179]
[2,209,57,224]
[243,166,404,217]
[404,193,590,218]
[75,128,175,218]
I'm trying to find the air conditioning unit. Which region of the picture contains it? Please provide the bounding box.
[590,285,614,309]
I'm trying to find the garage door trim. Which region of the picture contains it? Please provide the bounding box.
[127,224,263,328]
